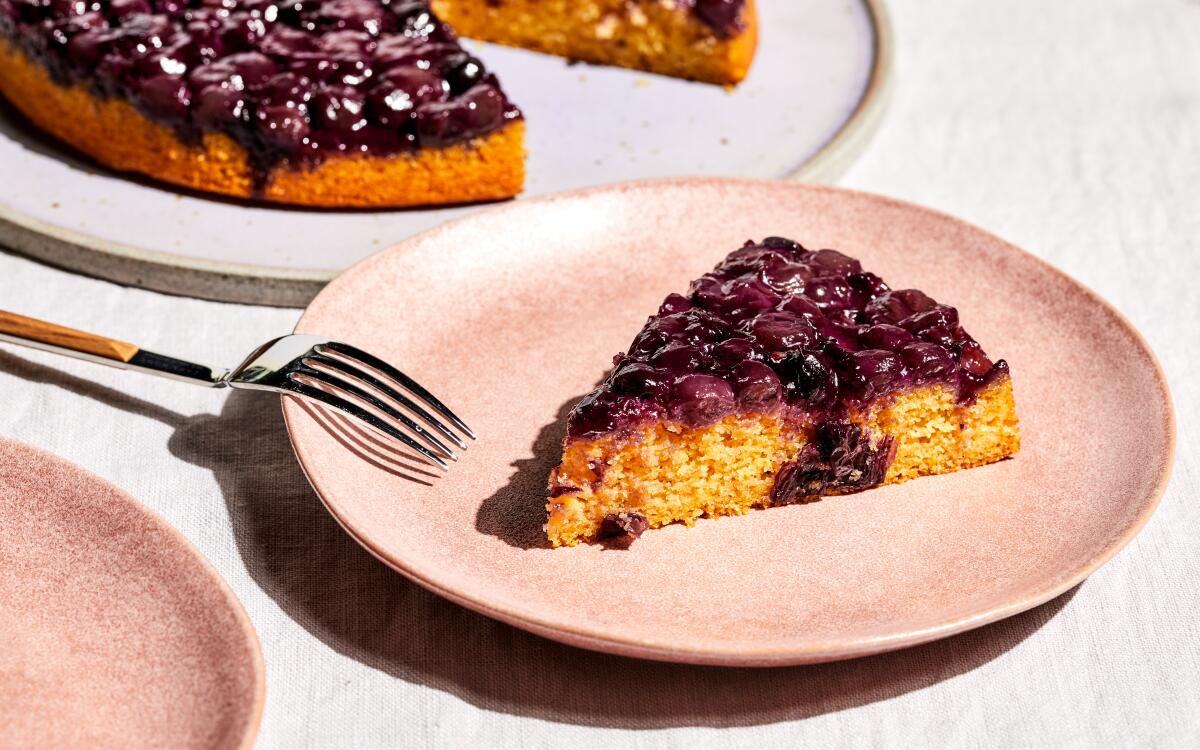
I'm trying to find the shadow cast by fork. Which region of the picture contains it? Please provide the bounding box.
[290,397,439,486]
[0,349,1082,730]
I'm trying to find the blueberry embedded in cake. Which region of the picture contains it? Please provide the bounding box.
[432,0,758,85]
[546,237,1020,547]
[0,0,525,207]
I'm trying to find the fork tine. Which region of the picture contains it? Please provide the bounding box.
[318,341,475,440]
[306,353,468,450]
[290,367,457,460]
[283,379,450,471]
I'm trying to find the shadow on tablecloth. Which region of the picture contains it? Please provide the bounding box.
[0,350,1077,729]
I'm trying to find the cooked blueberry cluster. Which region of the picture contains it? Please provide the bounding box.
[569,237,1010,439]
[0,0,520,180]
[770,422,894,504]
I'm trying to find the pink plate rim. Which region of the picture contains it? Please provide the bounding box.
[0,436,268,742]
[283,177,1176,666]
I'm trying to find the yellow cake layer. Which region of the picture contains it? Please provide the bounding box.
[0,37,525,208]
[546,379,1020,547]
[433,0,759,85]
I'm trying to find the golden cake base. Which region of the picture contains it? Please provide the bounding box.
[547,379,1020,547]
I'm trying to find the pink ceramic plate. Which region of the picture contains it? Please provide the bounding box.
[284,178,1175,666]
[0,438,265,748]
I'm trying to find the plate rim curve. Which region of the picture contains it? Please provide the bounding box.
[0,436,268,744]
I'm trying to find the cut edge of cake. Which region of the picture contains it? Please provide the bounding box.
[548,379,1019,548]
[433,0,759,86]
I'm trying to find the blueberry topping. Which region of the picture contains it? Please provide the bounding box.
[567,239,1009,440]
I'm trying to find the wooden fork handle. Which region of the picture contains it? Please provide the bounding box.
[0,310,140,363]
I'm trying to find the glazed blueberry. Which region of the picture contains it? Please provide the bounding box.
[611,363,671,402]
[900,304,959,335]
[842,349,903,397]
[64,27,109,66]
[710,336,759,370]
[440,51,483,94]
[749,311,819,352]
[136,72,191,119]
[731,360,782,410]
[193,83,247,126]
[2,0,521,189]
[659,293,694,315]
[395,6,436,38]
[858,323,915,351]
[373,38,452,71]
[567,238,1010,440]
[310,82,366,135]
[864,289,937,325]
[413,81,504,146]
[256,101,310,147]
[669,374,736,426]
[650,342,707,372]
[316,0,389,35]
[759,260,812,294]
[367,65,445,125]
[900,342,955,381]
[690,0,746,38]
[957,340,993,376]
[219,12,269,53]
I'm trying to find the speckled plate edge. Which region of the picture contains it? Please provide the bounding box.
[0,436,268,743]
[283,176,1176,667]
[0,0,894,308]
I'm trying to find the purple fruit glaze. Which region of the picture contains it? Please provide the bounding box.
[0,0,521,190]
[568,237,1010,442]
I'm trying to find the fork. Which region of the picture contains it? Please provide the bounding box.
[0,310,473,470]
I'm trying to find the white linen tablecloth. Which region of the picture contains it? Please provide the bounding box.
[2,1,1198,746]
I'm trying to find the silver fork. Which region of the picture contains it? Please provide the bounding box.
[0,310,473,470]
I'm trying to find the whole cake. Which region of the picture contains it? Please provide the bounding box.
[547,237,1020,547]
[0,0,757,207]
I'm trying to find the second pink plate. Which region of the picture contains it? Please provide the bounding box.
[284,178,1174,666]
[0,438,264,748]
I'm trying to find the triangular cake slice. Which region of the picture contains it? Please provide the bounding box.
[547,237,1020,547]
[433,0,758,85]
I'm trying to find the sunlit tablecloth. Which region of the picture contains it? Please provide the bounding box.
[2,1,1197,746]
